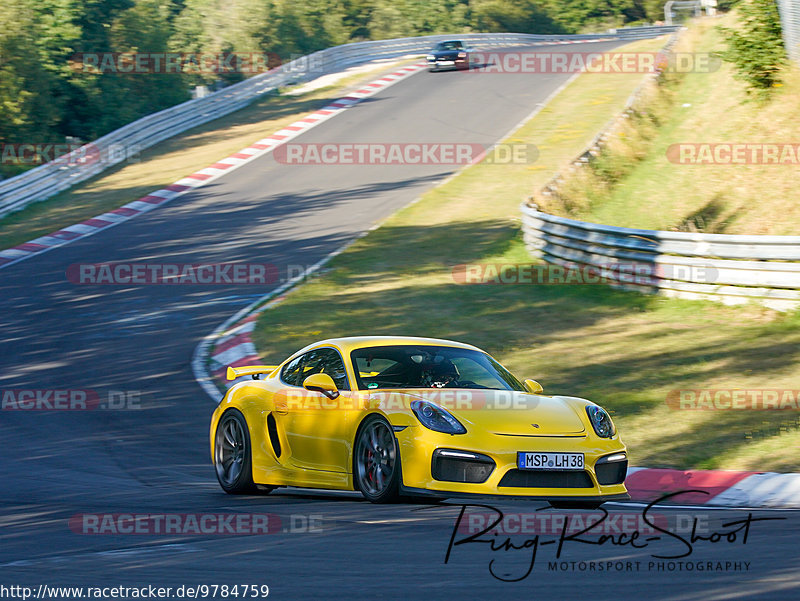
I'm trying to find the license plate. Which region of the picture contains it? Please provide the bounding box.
[437,60,455,66]
[517,452,584,470]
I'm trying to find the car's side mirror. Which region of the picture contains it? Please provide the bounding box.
[303,373,340,399]
[524,379,543,394]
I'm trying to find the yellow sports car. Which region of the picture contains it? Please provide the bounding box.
[210,336,628,507]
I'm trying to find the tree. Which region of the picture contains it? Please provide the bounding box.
[0,0,79,176]
[473,0,565,35]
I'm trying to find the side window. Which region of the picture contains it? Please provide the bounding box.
[280,348,350,390]
[301,348,350,391]
[280,354,306,387]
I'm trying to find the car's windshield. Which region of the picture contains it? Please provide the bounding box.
[350,345,526,391]
[435,41,463,51]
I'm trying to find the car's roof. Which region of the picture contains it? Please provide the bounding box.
[293,336,482,357]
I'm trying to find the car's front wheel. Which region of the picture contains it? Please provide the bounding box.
[354,415,400,503]
[214,409,262,494]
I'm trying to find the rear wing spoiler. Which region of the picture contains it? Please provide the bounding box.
[226,365,279,381]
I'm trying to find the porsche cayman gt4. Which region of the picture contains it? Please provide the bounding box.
[210,336,628,507]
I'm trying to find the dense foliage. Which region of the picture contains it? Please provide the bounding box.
[0,0,666,175]
[719,0,787,98]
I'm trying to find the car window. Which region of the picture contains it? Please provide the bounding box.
[280,354,305,386]
[350,345,526,391]
[450,357,496,388]
[281,348,350,390]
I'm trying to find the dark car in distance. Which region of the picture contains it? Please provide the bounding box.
[426,40,471,72]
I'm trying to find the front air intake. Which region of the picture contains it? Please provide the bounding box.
[595,454,627,485]
[432,449,495,484]
[498,469,593,488]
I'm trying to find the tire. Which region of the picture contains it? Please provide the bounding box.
[353,415,401,503]
[549,500,604,510]
[214,409,261,494]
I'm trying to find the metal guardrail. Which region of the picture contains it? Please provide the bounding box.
[521,206,800,311]
[0,26,677,218]
[779,0,800,64]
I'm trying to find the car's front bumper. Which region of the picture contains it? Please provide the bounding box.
[427,57,467,70]
[395,426,628,499]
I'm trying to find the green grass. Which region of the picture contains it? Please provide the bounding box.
[0,60,417,249]
[249,35,800,472]
[546,15,800,235]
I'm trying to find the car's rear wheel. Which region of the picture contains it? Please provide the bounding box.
[354,415,400,503]
[214,409,266,494]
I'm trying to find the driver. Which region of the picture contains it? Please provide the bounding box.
[420,356,460,388]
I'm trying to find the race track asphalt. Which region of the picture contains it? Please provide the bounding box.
[1,40,798,600]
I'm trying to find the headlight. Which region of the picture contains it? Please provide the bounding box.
[586,405,615,438]
[458,52,466,58]
[411,400,466,434]
[427,55,435,60]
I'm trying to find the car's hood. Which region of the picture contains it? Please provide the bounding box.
[430,50,461,58]
[368,389,587,436]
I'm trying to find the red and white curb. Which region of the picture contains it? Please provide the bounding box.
[208,313,262,385]
[625,467,800,508]
[0,62,429,271]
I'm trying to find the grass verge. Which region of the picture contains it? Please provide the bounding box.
[0,59,416,250]
[541,14,800,235]
[249,34,800,472]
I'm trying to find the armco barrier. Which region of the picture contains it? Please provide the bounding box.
[521,205,800,311]
[0,26,676,218]
[779,0,800,64]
